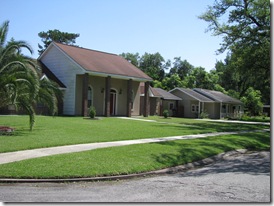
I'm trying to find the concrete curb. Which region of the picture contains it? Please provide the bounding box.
[0,149,249,183]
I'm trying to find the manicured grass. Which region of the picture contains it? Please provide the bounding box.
[0,132,269,179]
[0,115,269,153]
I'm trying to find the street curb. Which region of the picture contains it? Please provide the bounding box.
[0,149,249,183]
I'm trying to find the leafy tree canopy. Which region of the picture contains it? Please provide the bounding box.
[199,0,270,104]
[120,52,140,67]
[199,0,270,53]
[38,29,80,55]
[139,52,167,81]
[1,21,63,130]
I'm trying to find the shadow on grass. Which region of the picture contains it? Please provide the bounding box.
[152,120,269,134]
[152,132,270,176]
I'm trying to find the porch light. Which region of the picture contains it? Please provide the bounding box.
[119,89,122,94]
[101,88,105,93]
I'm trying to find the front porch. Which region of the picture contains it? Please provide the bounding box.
[220,103,244,119]
[76,73,151,117]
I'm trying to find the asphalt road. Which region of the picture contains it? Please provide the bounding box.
[0,151,270,203]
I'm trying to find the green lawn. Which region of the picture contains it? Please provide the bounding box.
[0,115,269,153]
[0,132,269,179]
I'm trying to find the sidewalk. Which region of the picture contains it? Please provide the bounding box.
[0,129,269,165]
[195,118,270,125]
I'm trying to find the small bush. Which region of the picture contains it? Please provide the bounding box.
[199,111,209,119]
[89,106,96,119]
[163,110,169,118]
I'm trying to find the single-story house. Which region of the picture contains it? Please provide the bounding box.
[38,42,153,117]
[140,85,182,116]
[169,88,243,119]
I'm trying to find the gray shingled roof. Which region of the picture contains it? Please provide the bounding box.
[153,88,182,100]
[194,88,243,104]
[175,88,214,102]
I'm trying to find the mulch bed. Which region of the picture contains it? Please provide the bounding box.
[0,126,15,135]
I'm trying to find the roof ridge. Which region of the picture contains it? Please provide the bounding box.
[193,88,219,101]
[54,41,119,57]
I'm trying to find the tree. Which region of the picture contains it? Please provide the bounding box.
[0,21,39,130]
[139,52,167,81]
[240,87,263,116]
[159,74,184,91]
[120,52,140,67]
[169,57,194,80]
[36,68,63,116]
[0,21,63,130]
[199,0,270,104]
[199,0,270,53]
[183,67,213,89]
[38,29,80,55]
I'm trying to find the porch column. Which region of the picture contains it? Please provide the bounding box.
[143,81,150,117]
[105,76,111,117]
[82,73,89,117]
[175,100,179,117]
[127,79,133,117]
[220,102,222,119]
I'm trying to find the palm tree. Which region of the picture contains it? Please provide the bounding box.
[0,21,62,131]
[36,67,63,116]
[0,21,40,130]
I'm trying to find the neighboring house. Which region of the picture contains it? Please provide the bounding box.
[38,42,152,117]
[140,85,182,116]
[170,88,243,119]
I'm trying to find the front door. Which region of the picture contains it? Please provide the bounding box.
[110,89,117,115]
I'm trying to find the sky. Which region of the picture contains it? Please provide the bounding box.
[1,0,228,72]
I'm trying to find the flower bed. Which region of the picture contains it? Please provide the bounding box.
[0,126,15,135]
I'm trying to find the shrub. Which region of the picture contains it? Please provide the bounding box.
[240,87,263,116]
[89,106,96,119]
[163,110,169,118]
[199,111,209,119]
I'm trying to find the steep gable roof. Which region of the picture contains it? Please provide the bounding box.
[42,42,152,81]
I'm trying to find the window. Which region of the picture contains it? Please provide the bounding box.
[88,86,93,108]
[169,103,174,110]
[191,104,199,113]
[191,104,196,112]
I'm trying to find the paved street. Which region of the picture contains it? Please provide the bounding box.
[0,151,270,202]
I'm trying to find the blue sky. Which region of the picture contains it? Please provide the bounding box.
[1,0,228,71]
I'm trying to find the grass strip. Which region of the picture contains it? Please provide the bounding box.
[0,116,269,153]
[0,132,269,179]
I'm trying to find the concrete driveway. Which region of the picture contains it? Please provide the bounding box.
[0,151,270,202]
